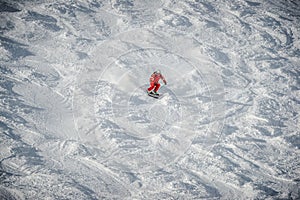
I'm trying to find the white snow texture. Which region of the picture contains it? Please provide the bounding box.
[0,0,299,199]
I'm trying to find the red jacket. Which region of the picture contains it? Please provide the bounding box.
[150,73,166,84]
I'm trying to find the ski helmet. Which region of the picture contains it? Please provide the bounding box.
[155,70,161,74]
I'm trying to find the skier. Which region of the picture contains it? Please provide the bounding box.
[147,70,167,95]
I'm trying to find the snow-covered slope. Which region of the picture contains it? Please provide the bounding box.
[0,0,299,199]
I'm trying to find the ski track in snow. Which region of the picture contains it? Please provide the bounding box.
[0,0,299,199]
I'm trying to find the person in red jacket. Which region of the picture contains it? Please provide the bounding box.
[147,70,167,95]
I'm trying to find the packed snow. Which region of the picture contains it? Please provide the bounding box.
[0,0,299,199]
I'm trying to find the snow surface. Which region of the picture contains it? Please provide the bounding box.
[0,0,299,199]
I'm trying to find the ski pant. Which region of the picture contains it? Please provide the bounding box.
[148,82,160,92]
